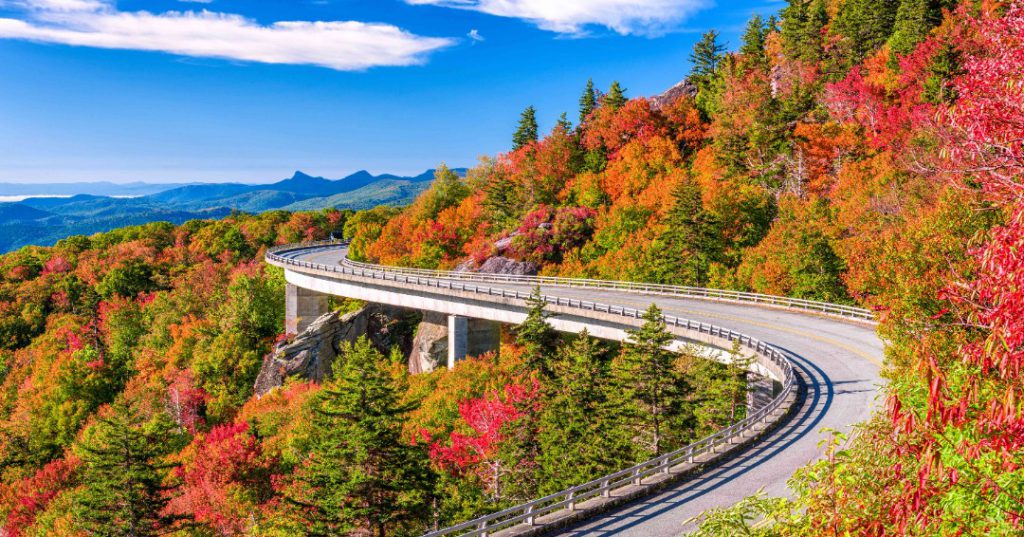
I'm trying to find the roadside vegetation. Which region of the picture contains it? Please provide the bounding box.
[0,0,1021,534]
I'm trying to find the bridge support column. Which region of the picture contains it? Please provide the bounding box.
[447,316,501,369]
[285,283,329,335]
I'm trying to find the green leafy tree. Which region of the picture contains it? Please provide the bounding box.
[579,78,597,124]
[288,338,433,536]
[603,81,627,110]
[512,105,539,150]
[609,304,688,459]
[418,164,469,221]
[97,259,155,299]
[74,402,187,536]
[514,287,559,377]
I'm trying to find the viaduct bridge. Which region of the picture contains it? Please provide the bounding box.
[266,241,883,537]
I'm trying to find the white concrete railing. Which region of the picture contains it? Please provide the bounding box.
[266,241,804,537]
[325,243,874,322]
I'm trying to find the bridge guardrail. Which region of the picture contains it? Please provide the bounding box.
[266,241,802,537]
[275,241,874,322]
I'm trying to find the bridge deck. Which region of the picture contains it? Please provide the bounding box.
[281,245,883,536]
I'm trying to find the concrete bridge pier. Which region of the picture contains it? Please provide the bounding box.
[447,315,501,369]
[285,283,329,335]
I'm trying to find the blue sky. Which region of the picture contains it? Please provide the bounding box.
[0,0,782,184]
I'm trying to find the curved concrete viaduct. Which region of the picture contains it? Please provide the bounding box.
[266,242,883,536]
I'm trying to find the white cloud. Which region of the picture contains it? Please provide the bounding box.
[467,28,483,41]
[406,0,711,36]
[0,1,454,70]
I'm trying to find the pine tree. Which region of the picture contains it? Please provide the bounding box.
[537,331,628,493]
[555,112,573,133]
[514,287,559,377]
[831,0,902,64]
[579,78,597,124]
[887,0,944,55]
[780,0,828,62]
[512,105,538,150]
[609,305,688,459]
[289,337,433,537]
[603,81,627,111]
[75,402,186,536]
[739,14,768,69]
[653,178,722,286]
[689,30,726,83]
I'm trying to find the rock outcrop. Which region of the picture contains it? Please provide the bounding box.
[254,307,370,396]
[476,256,538,276]
[650,79,698,110]
[454,230,538,276]
[409,311,448,374]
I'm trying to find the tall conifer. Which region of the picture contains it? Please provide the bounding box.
[289,338,433,537]
[75,403,186,536]
[579,78,597,124]
[609,305,688,458]
[512,106,538,150]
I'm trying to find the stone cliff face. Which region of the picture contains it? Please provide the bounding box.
[408,311,448,374]
[254,308,369,396]
[255,303,422,395]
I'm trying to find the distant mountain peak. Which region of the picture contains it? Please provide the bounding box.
[290,170,316,181]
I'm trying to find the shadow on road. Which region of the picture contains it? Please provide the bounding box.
[559,347,855,537]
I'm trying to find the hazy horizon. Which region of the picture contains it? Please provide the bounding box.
[0,0,775,185]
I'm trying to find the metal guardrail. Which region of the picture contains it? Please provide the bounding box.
[266,241,802,537]
[334,247,873,323]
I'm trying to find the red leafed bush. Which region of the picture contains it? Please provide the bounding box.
[2,456,79,536]
[168,422,272,535]
[430,380,540,493]
[508,206,597,265]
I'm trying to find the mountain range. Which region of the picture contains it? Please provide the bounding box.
[0,168,464,253]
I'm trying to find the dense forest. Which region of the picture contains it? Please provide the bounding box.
[0,0,1021,535]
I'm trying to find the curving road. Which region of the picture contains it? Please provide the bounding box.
[270,244,884,536]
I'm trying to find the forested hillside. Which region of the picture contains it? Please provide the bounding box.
[0,0,1020,535]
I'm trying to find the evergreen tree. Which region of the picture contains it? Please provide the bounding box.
[578,78,597,124]
[653,178,722,286]
[555,112,573,133]
[289,338,433,537]
[75,402,186,536]
[537,331,628,493]
[512,105,538,150]
[514,287,559,377]
[689,30,726,83]
[495,387,542,503]
[831,0,902,64]
[609,305,688,459]
[739,14,768,69]
[780,0,828,62]
[603,81,627,111]
[483,173,522,231]
[887,0,945,55]
[689,30,727,119]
